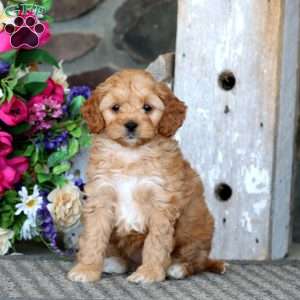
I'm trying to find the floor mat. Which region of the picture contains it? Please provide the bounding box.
[0,256,300,300]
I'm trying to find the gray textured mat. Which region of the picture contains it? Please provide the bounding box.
[0,257,300,300]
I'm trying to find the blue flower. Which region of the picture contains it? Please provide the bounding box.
[44,131,69,151]
[74,177,85,191]
[37,201,57,244]
[0,60,10,78]
[67,86,91,104]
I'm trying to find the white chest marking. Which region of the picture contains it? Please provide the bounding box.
[113,175,162,233]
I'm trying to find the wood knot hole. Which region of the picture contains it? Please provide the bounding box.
[218,71,236,91]
[215,183,232,201]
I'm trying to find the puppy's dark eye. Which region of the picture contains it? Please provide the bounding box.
[112,104,120,112]
[143,104,153,113]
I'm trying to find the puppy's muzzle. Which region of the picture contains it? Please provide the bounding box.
[124,121,138,138]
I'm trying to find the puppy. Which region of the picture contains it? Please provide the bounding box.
[68,69,225,283]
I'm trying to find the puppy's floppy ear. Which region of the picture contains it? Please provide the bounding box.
[156,82,187,137]
[81,88,105,134]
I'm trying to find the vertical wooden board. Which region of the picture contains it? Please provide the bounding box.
[175,0,282,259]
[271,1,300,259]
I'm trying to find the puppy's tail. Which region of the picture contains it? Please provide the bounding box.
[204,258,228,274]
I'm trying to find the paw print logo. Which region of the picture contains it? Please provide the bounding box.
[5,14,45,49]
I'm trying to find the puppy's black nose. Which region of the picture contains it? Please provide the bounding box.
[125,121,138,132]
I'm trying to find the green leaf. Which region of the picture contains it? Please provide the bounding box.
[52,175,67,187]
[12,215,26,241]
[79,124,91,148]
[0,211,15,228]
[22,172,35,187]
[68,138,79,158]
[16,49,59,67]
[69,96,85,117]
[34,164,45,174]
[31,147,40,165]
[3,190,18,203]
[7,123,31,135]
[0,50,17,63]
[23,144,34,157]
[40,0,53,12]
[66,122,77,131]
[37,173,51,184]
[53,162,71,175]
[47,149,68,167]
[70,127,82,138]
[21,72,50,84]
[25,82,47,96]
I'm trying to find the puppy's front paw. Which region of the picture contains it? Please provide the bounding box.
[68,263,101,282]
[127,265,165,283]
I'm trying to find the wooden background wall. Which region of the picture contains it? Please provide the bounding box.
[175,0,300,260]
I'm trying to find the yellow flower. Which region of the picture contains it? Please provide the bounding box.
[0,228,14,255]
[47,183,82,230]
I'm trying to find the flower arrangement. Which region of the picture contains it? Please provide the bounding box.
[0,0,91,255]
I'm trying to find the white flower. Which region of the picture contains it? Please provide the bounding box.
[0,228,14,255]
[20,219,38,240]
[15,186,43,220]
[47,183,82,230]
[52,61,69,91]
[0,88,3,99]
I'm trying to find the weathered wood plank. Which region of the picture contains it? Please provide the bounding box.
[175,0,299,260]
[271,1,300,259]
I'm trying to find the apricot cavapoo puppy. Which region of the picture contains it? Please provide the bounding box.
[68,69,225,283]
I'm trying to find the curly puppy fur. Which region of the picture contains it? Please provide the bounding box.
[68,69,225,283]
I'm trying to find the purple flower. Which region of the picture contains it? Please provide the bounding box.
[37,201,58,250]
[0,60,10,78]
[28,98,63,132]
[74,177,85,191]
[37,200,73,256]
[44,131,69,151]
[67,86,91,104]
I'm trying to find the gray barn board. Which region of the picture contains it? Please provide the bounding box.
[174,0,300,260]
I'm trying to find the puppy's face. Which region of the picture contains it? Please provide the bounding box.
[81,70,186,147]
[100,78,165,146]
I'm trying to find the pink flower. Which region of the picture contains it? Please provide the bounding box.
[28,98,63,131]
[8,156,29,183]
[39,22,51,47]
[28,78,64,107]
[0,156,28,194]
[28,79,64,131]
[0,96,28,126]
[0,31,13,53]
[0,131,13,157]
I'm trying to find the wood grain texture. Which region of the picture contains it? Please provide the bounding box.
[175,0,298,260]
[271,1,300,259]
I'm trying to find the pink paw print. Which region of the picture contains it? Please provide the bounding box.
[5,14,45,49]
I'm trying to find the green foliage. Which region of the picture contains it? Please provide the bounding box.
[0,191,19,229]
[16,49,58,68]
[0,51,17,64]
[0,66,19,104]
[69,96,85,118]
[15,71,50,97]
[6,123,32,135]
